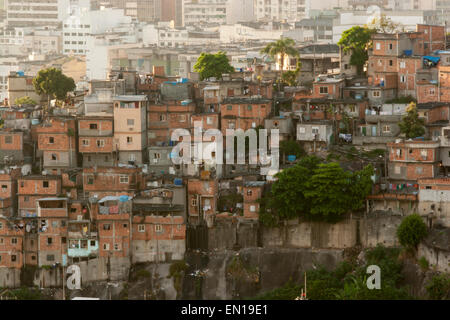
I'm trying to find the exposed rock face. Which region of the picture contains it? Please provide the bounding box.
[182,248,344,300]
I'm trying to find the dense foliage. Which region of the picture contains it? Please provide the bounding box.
[396,214,428,250]
[259,156,374,225]
[193,52,235,81]
[338,26,375,75]
[14,96,37,106]
[398,102,426,139]
[426,274,450,300]
[33,67,75,105]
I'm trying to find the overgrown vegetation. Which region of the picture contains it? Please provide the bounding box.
[426,274,450,300]
[259,156,374,226]
[168,260,188,297]
[253,245,411,300]
[396,214,428,251]
[398,102,425,139]
[0,287,43,300]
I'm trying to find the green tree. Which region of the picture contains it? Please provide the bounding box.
[281,61,302,86]
[338,26,375,75]
[32,67,76,107]
[426,274,450,300]
[261,38,299,86]
[398,102,425,139]
[14,96,37,106]
[193,51,235,81]
[265,156,321,221]
[396,214,428,250]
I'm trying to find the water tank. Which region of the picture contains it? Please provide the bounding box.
[174,178,182,186]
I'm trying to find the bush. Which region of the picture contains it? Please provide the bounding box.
[426,274,450,300]
[396,214,428,250]
[136,269,151,279]
[418,257,429,271]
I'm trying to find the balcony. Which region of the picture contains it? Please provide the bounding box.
[68,239,99,258]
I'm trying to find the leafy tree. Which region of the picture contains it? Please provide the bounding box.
[33,67,75,106]
[261,158,373,224]
[398,102,425,139]
[265,156,321,221]
[396,214,428,250]
[426,274,450,300]
[281,61,302,86]
[338,26,375,75]
[14,96,37,106]
[261,38,299,86]
[193,52,235,81]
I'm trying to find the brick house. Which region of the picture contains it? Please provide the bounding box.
[243,181,265,220]
[36,116,78,173]
[0,130,24,165]
[387,140,440,182]
[78,116,117,167]
[187,178,218,227]
[0,217,24,269]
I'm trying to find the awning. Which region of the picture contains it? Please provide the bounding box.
[423,56,440,63]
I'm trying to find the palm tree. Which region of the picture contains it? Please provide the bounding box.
[261,38,299,88]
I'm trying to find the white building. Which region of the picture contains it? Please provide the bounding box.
[226,0,254,24]
[63,7,133,55]
[254,0,311,22]
[183,0,227,26]
[332,10,425,43]
[0,63,19,102]
[6,0,70,27]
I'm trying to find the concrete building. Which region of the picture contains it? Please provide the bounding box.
[183,0,227,26]
[226,0,254,24]
[113,95,148,165]
[296,122,333,152]
[254,0,310,22]
[6,0,70,27]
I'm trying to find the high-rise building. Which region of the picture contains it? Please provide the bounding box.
[183,0,227,26]
[226,0,254,24]
[254,0,310,22]
[6,0,70,27]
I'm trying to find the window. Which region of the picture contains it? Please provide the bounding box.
[400,61,406,68]
[103,224,111,230]
[62,237,66,244]
[119,175,129,184]
[191,198,197,206]
[395,166,401,174]
[89,123,97,129]
[382,125,391,133]
[247,105,252,111]
[123,223,128,228]
[0,222,2,229]
[127,136,133,143]
[389,43,393,50]
[11,238,17,244]
[319,87,328,94]
[49,137,54,144]
[82,139,89,146]
[247,190,253,196]
[11,255,17,262]
[87,177,94,185]
[90,240,96,246]
[375,42,380,50]
[114,244,120,251]
[159,114,166,121]
[138,224,145,232]
[97,140,105,148]
[312,127,319,135]
[179,115,186,122]
[373,91,381,97]
[1,185,6,190]
[299,127,306,134]
[127,119,134,126]
[43,181,49,188]
[103,243,110,250]
[400,75,406,83]
[51,154,57,161]
[155,224,163,233]
[129,154,136,162]
[4,135,12,144]
[52,221,58,228]
[227,105,232,110]
[47,237,52,245]
[416,167,423,174]
[250,205,256,212]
